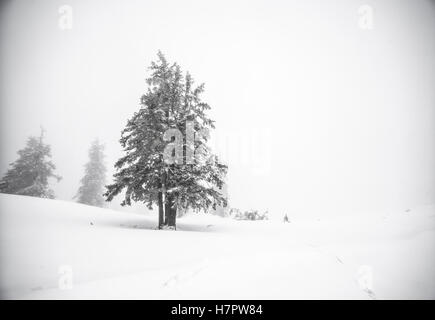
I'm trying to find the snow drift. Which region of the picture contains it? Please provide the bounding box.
[0,193,434,299]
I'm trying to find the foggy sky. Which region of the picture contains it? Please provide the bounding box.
[1,0,434,218]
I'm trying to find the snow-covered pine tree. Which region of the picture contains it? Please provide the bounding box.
[105,51,227,229]
[0,129,61,198]
[75,139,107,207]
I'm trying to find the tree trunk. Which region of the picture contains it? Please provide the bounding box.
[164,193,171,226]
[162,169,169,226]
[165,193,177,229]
[157,190,164,229]
[162,165,176,229]
[169,204,177,229]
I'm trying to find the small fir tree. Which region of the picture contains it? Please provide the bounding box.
[75,139,107,207]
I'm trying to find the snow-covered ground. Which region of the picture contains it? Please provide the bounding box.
[0,193,434,299]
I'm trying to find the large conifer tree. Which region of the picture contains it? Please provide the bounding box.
[105,52,227,229]
[0,129,61,199]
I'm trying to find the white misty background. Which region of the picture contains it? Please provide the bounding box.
[0,0,434,218]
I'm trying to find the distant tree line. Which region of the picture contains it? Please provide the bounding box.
[229,208,269,221]
[0,131,107,208]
